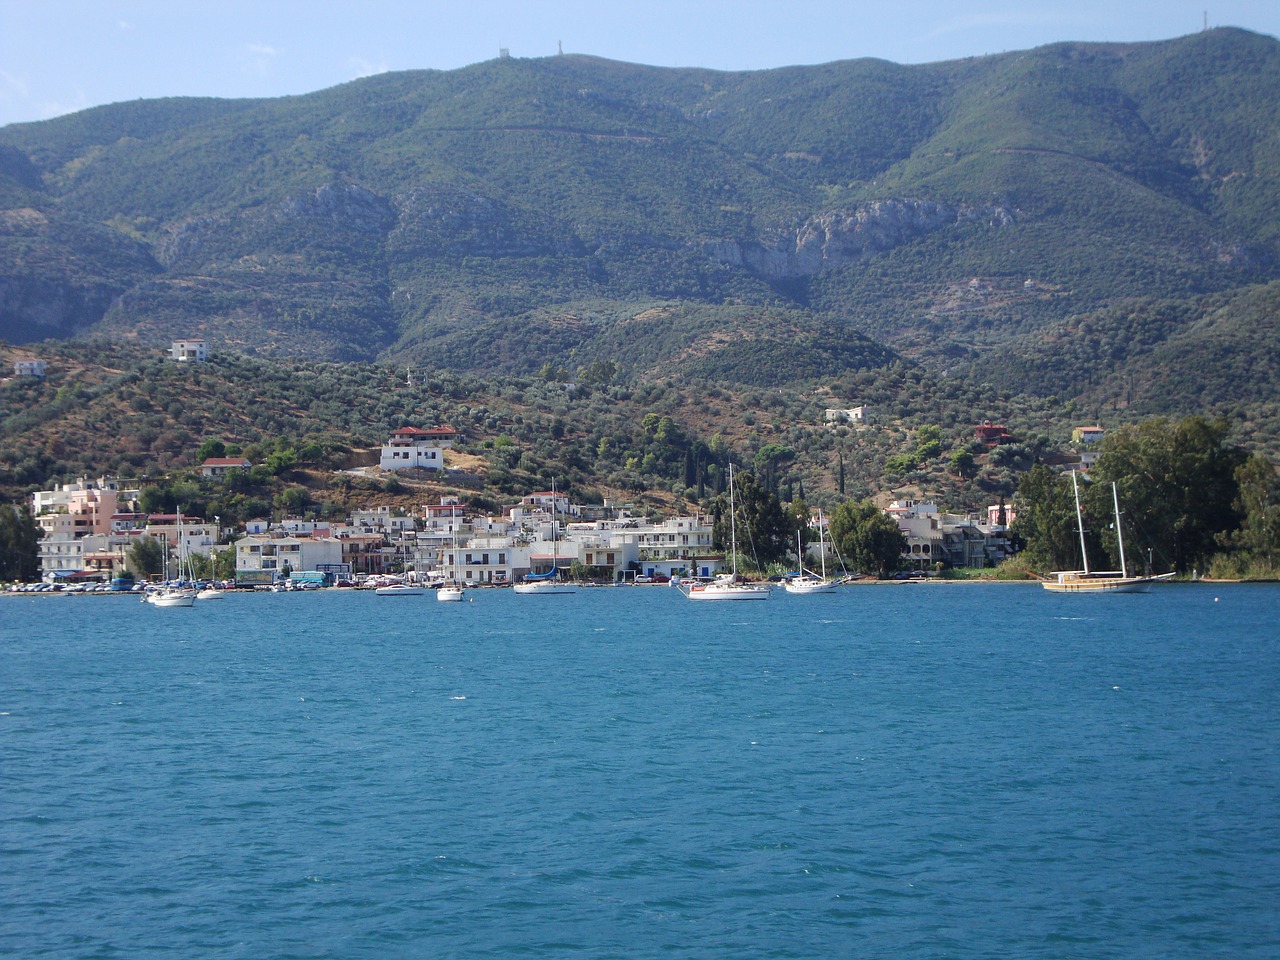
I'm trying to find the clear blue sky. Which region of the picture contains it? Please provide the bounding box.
[2,1,1277,128]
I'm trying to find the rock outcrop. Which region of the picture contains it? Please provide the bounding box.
[701,199,1015,280]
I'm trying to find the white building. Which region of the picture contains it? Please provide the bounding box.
[170,339,208,362]
[142,516,221,579]
[349,506,416,535]
[626,514,716,578]
[449,537,526,585]
[379,427,445,472]
[825,406,866,424]
[234,535,344,582]
[509,490,578,525]
[566,527,639,581]
[13,359,46,377]
[421,497,467,533]
[886,499,1013,570]
[886,500,944,569]
[201,457,251,477]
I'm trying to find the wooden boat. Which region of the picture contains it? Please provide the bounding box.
[1042,473,1173,593]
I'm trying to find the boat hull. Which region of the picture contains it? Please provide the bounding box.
[783,579,837,595]
[375,585,425,596]
[513,581,576,594]
[147,592,196,607]
[436,586,465,602]
[682,582,770,601]
[1041,573,1174,593]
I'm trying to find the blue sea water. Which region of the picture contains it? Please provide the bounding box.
[2,582,1279,959]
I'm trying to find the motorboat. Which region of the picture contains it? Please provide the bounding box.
[374,582,425,596]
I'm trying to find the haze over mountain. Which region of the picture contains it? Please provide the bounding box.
[1,27,1278,398]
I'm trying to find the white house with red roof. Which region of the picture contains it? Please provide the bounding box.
[201,456,252,478]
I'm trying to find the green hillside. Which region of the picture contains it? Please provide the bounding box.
[0,29,1278,403]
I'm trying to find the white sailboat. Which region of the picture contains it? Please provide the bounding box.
[784,508,837,594]
[1042,472,1174,593]
[437,524,465,602]
[146,512,197,607]
[680,464,769,601]
[514,482,576,594]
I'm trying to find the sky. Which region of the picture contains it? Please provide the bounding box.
[2,1,1278,128]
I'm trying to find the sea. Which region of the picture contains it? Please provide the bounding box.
[2,582,1278,960]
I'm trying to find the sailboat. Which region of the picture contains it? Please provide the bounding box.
[680,464,770,601]
[513,482,576,594]
[147,513,197,607]
[437,522,465,602]
[1041,471,1174,593]
[784,508,837,594]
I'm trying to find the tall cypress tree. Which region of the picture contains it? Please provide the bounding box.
[0,503,40,582]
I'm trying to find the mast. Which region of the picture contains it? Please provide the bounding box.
[818,509,827,581]
[728,463,738,578]
[551,480,558,574]
[1112,483,1129,578]
[1071,470,1090,575]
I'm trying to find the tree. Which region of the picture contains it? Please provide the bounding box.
[578,359,617,385]
[1089,416,1247,573]
[1010,462,1091,571]
[274,486,306,514]
[948,449,976,479]
[828,499,907,579]
[1219,453,1280,571]
[196,438,227,463]
[138,485,168,515]
[127,535,166,579]
[753,443,795,492]
[786,498,814,557]
[211,547,236,581]
[0,503,40,582]
[710,469,796,568]
[188,552,213,580]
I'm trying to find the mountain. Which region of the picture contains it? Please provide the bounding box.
[1,28,1278,391]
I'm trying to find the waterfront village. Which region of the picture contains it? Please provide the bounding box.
[8,341,1132,589]
[24,418,1025,590]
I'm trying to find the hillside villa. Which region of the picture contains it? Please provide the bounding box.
[379,426,457,472]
